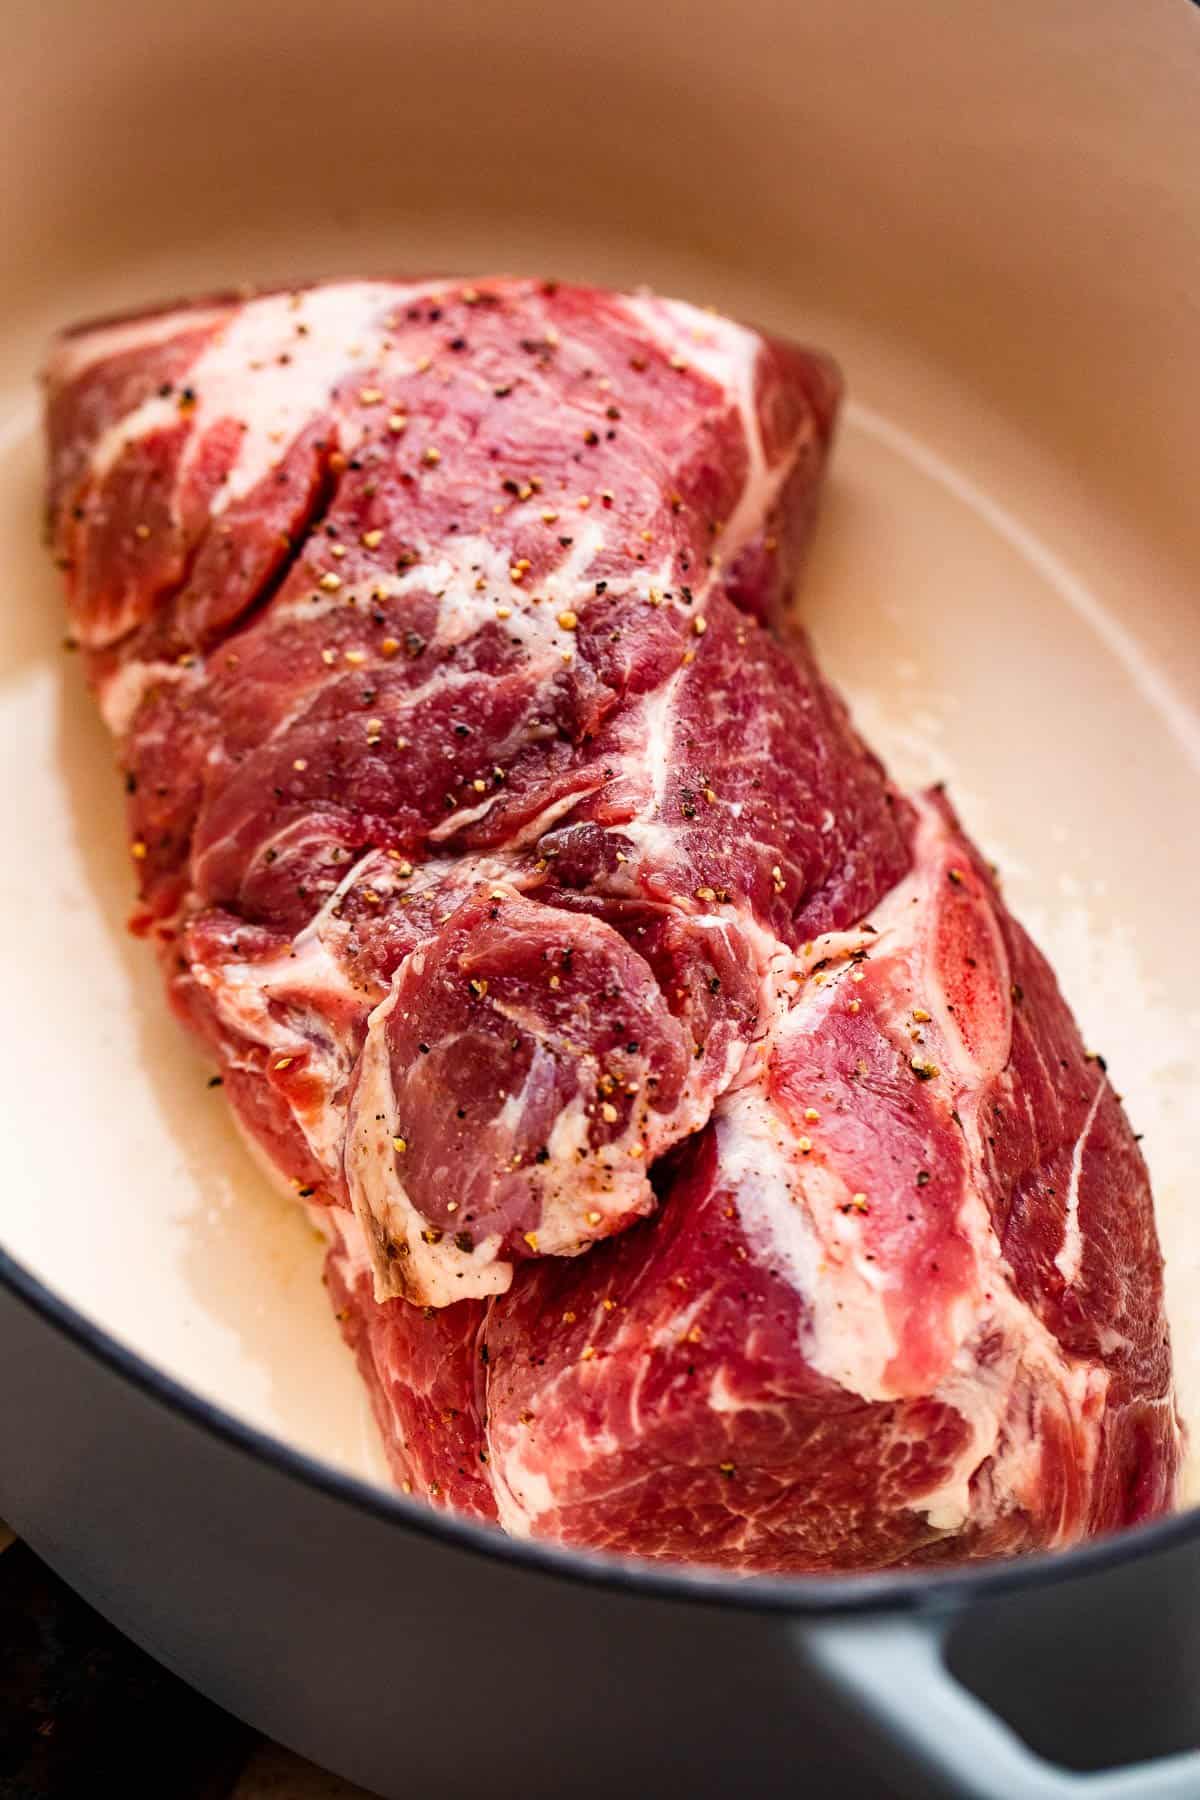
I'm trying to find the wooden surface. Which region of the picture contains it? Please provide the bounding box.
[0,1535,371,1799]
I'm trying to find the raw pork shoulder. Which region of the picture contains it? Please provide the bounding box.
[45,277,1179,1571]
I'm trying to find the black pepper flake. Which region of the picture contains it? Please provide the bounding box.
[480,1342,490,1364]
[297,1186,315,1198]
[595,580,607,595]
[206,1075,224,1088]
[405,630,427,658]
[916,1170,931,1187]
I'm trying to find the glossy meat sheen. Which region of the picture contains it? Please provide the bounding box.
[45,276,1179,1572]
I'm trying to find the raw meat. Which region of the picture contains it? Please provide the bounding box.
[44,277,1180,1572]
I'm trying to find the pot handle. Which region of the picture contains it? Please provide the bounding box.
[798,1612,1200,1799]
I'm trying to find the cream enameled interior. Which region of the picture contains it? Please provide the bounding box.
[2,0,1198,1522]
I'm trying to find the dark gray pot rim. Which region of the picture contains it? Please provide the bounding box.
[3,1239,1193,1619]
